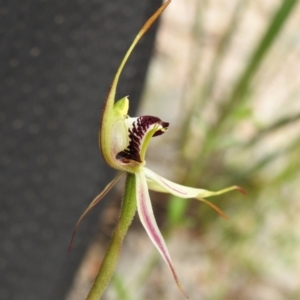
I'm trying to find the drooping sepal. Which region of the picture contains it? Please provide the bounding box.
[135,170,188,298]
[85,173,137,300]
[68,172,125,252]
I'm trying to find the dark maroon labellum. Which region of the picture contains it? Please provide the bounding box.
[117,116,169,163]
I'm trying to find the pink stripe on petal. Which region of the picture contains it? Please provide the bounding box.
[135,171,188,298]
[158,177,189,195]
[145,167,242,219]
[145,167,199,198]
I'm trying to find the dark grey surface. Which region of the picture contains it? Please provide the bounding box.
[0,0,161,299]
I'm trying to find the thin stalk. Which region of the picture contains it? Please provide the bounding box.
[86,174,136,300]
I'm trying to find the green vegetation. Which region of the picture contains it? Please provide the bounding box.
[102,1,300,299]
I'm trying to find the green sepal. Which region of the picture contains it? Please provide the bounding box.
[99,0,171,171]
[100,96,129,171]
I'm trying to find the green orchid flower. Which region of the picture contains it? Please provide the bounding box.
[70,1,244,298]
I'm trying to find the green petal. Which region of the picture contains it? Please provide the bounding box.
[144,167,245,219]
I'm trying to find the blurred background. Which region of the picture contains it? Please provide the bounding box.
[2,0,300,300]
[0,0,160,299]
[68,0,300,299]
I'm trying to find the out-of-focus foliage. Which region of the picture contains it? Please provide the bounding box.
[137,0,300,299]
[68,1,300,299]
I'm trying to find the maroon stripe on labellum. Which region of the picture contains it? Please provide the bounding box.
[117,116,169,163]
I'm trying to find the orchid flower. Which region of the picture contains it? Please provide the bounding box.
[70,1,244,299]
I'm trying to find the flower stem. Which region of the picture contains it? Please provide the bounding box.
[86,174,136,300]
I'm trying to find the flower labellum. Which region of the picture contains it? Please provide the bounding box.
[118,116,169,164]
[69,1,245,299]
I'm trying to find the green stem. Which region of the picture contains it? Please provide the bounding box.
[86,173,137,300]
